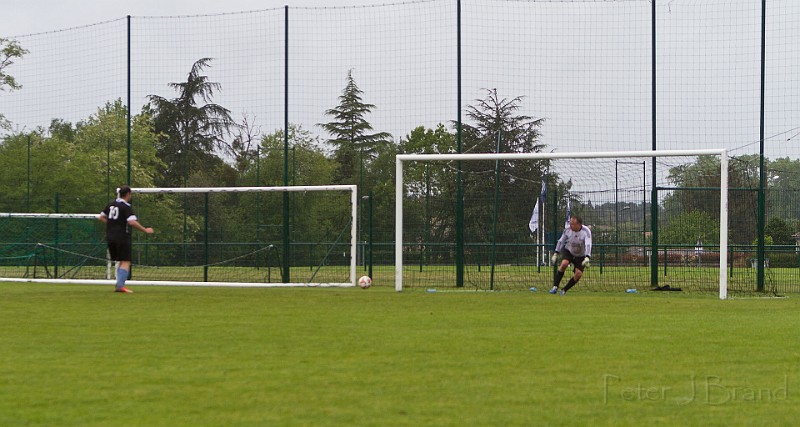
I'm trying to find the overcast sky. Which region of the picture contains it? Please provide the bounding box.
[1,0,383,37]
[2,0,798,195]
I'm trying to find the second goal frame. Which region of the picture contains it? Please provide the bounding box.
[1,185,359,288]
[132,185,359,288]
[395,149,729,299]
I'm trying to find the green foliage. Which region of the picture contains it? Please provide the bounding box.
[0,100,163,213]
[361,136,398,242]
[0,37,28,131]
[665,154,759,244]
[461,89,548,244]
[461,88,545,155]
[753,235,774,247]
[242,124,335,187]
[220,125,345,244]
[147,58,236,187]
[399,125,458,246]
[319,70,392,185]
[768,156,800,191]
[766,157,800,221]
[661,210,719,245]
[765,216,793,245]
[398,125,456,196]
[2,284,800,426]
[0,37,27,92]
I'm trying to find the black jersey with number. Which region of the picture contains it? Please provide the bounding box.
[101,199,138,242]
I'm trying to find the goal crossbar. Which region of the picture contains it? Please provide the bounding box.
[131,185,355,194]
[395,149,729,299]
[0,213,98,219]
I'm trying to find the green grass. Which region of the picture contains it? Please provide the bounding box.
[4,260,800,294]
[1,283,798,426]
[0,264,353,284]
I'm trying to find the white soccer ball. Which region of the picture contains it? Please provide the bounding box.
[358,275,372,289]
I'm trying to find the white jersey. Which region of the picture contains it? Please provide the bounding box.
[555,225,592,257]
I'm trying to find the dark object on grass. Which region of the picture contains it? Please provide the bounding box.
[653,285,682,292]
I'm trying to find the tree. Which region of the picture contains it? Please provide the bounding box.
[230,112,263,175]
[664,154,759,244]
[0,38,26,92]
[399,124,457,198]
[318,70,392,185]
[239,124,333,188]
[48,118,77,142]
[0,100,165,215]
[460,89,547,192]
[765,216,793,245]
[231,125,339,244]
[147,58,236,187]
[661,210,719,245]
[765,157,800,221]
[396,125,458,247]
[462,88,545,154]
[767,157,800,191]
[459,89,548,246]
[0,37,28,130]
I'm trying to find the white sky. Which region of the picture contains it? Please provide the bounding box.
[2,0,798,185]
[1,0,382,37]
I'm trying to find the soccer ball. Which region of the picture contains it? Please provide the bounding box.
[358,275,372,289]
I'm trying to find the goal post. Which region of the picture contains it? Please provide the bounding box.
[395,149,729,299]
[0,185,359,288]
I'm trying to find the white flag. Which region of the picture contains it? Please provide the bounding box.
[564,197,571,228]
[529,179,546,233]
[529,198,540,233]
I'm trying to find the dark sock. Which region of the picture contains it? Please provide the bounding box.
[554,270,565,288]
[563,278,577,292]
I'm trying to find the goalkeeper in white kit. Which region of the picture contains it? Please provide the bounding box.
[549,215,592,295]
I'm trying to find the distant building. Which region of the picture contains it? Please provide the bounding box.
[793,232,800,253]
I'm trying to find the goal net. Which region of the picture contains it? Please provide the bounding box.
[0,213,111,280]
[395,150,735,299]
[0,185,358,288]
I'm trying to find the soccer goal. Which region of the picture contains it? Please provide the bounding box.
[0,185,358,288]
[395,149,732,299]
[0,212,113,281]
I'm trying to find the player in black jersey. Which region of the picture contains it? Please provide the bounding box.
[98,185,153,293]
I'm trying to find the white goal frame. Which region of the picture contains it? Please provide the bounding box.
[1,185,358,288]
[0,212,114,279]
[395,149,729,299]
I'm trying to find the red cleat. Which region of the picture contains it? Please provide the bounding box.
[115,287,134,293]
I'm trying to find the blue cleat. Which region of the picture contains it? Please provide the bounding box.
[549,287,558,294]
[559,289,566,296]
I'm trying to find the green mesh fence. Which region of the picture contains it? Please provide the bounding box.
[1,0,799,292]
[128,189,355,285]
[400,155,736,293]
[0,189,355,285]
[0,215,108,280]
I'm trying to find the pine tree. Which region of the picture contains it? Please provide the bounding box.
[319,70,392,184]
[147,58,236,187]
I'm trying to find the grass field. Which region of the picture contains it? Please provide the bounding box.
[5,260,799,295]
[1,283,798,426]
